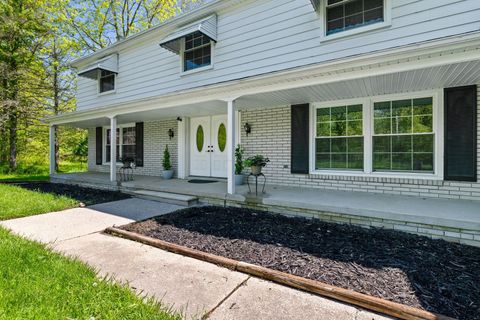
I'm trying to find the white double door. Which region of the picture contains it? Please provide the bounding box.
[190,115,228,178]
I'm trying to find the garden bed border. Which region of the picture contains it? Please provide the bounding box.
[105,226,454,320]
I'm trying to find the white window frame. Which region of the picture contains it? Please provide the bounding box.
[310,90,444,180]
[179,34,214,76]
[102,123,135,165]
[97,69,116,96]
[320,0,392,42]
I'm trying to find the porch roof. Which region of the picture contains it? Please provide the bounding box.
[48,34,480,128]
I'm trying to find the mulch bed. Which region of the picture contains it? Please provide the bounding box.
[120,206,480,320]
[10,182,130,206]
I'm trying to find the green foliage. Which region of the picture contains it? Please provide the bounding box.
[235,144,244,174]
[162,145,172,171]
[244,155,270,168]
[0,227,180,319]
[0,184,77,220]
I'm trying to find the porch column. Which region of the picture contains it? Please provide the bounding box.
[49,125,56,175]
[227,99,236,194]
[109,115,117,182]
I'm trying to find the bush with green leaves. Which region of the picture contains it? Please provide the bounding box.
[162,145,172,171]
[235,145,244,175]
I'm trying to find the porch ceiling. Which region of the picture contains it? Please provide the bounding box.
[236,60,480,109]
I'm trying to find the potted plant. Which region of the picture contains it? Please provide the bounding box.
[235,145,245,185]
[244,155,270,175]
[162,145,174,179]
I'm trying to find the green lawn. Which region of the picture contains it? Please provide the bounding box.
[0,227,179,320]
[0,160,87,182]
[0,184,78,220]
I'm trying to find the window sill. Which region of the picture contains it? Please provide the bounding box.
[320,21,391,43]
[309,170,443,181]
[102,162,123,166]
[97,89,116,97]
[180,65,213,77]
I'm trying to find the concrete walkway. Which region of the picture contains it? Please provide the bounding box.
[0,199,392,320]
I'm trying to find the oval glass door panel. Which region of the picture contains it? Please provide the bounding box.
[196,125,204,152]
[218,123,226,152]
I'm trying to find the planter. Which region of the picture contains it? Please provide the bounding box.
[251,165,262,175]
[162,170,174,179]
[235,174,244,185]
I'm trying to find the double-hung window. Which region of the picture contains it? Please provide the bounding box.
[105,125,136,163]
[325,0,385,36]
[316,105,364,170]
[313,92,438,177]
[99,70,115,93]
[373,98,434,172]
[183,31,212,72]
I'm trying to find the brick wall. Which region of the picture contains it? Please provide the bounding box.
[239,86,480,201]
[88,119,178,177]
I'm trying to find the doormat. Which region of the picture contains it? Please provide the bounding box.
[188,179,218,184]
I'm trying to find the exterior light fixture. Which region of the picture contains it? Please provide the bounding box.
[244,122,251,136]
[168,128,174,139]
[176,117,182,122]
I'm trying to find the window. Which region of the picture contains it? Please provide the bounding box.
[312,92,440,178]
[316,104,364,170]
[326,0,384,35]
[183,32,211,72]
[99,70,115,93]
[104,125,136,163]
[373,97,434,172]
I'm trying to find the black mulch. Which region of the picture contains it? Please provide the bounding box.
[120,206,480,320]
[10,182,130,206]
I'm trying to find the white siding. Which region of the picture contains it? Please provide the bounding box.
[77,0,480,110]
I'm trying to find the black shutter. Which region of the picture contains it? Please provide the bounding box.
[291,104,310,174]
[444,85,477,181]
[95,127,103,165]
[135,122,144,167]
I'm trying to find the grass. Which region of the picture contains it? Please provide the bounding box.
[0,184,78,220]
[0,227,179,320]
[0,160,87,182]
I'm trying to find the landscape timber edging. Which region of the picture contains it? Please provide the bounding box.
[104,226,455,320]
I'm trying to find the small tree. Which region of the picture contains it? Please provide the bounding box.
[162,145,171,170]
[235,144,244,175]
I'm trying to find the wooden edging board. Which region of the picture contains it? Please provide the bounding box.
[104,227,455,320]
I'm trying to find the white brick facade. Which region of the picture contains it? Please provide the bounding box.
[239,86,480,201]
[88,120,178,177]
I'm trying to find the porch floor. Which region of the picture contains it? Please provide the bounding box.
[51,172,480,233]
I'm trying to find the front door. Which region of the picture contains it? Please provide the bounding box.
[190,115,228,178]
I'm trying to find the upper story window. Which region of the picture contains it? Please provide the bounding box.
[326,0,384,36]
[183,32,212,72]
[99,70,115,93]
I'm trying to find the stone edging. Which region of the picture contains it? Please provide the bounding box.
[105,227,454,320]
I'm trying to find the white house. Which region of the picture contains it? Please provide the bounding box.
[46,0,480,246]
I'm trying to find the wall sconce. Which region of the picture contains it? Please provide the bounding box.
[168,128,174,139]
[244,123,251,136]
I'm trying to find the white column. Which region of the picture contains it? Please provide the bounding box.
[177,117,187,179]
[49,125,56,175]
[109,116,117,182]
[227,100,236,194]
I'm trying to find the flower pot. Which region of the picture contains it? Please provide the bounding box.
[235,174,244,185]
[162,170,174,179]
[251,165,262,175]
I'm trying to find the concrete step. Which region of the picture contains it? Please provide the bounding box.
[128,189,198,206]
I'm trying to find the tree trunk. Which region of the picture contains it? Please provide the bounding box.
[8,107,17,171]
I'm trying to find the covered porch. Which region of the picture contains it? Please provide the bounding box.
[51,171,480,247]
[46,35,480,197]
